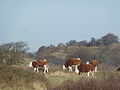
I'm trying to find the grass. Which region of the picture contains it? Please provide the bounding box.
[0,64,120,90]
[52,66,120,90]
[46,71,80,87]
[0,65,50,90]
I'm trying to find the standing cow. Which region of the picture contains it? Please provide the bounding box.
[63,58,81,72]
[75,63,95,77]
[75,60,99,77]
[29,59,49,73]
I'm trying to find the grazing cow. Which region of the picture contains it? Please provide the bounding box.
[117,67,120,71]
[75,63,95,77]
[29,59,49,73]
[86,60,99,72]
[63,58,81,72]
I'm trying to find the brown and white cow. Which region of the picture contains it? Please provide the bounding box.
[86,60,99,72]
[63,58,81,72]
[75,63,95,77]
[29,59,49,73]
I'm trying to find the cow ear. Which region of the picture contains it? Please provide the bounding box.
[86,61,89,64]
[43,59,47,61]
[77,58,80,60]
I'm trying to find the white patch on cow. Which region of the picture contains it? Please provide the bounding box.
[77,58,80,60]
[75,65,79,73]
[43,65,48,73]
[46,64,49,73]
[34,68,37,72]
[92,72,94,77]
[95,66,97,72]
[29,62,33,67]
[68,66,72,71]
[46,68,48,73]
[44,65,46,73]
[87,71,90,77]
[43,59,46,61]
[63,65,66,70]
[87,70,94,77]
[36,68,39,72]
[86,61,89,64]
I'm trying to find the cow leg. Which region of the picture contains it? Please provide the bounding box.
[46,68,48,72]
[79,72,82,75]
[75,65,79,73]
[95,66,97,72]
[34,68,37,72]
[63,65,66,70]
[46,64,49,72]
[87,71,90,77]
[91,71,94,77]
[36,67,39,72]
[68,66,72,72]
[44,65,48,73]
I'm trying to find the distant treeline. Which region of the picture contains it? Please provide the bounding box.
[0,33,120,66]
[36,33,120,66]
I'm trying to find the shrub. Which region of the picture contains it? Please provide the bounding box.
[0,65,51,90]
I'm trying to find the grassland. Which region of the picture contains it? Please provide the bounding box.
[0,60,120,90]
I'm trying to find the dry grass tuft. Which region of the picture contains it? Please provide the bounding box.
[0,65,51,90]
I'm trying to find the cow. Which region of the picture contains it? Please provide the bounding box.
[117,67,120,71]
[86,60,99,72]
[63,58,81,72]
[29,59,49,73]
[75,63,95,77]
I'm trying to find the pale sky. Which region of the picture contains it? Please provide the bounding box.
[0,0,120,52]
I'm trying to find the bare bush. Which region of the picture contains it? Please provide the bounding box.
[0,42,29,65]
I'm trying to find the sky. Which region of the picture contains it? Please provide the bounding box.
[0,0,120,52]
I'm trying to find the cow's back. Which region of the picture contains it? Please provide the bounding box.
[37,60,48,67]
[65,58,81,67]
[78,64,93,72]
[71,58,80,65]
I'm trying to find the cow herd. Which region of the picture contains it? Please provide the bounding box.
[62,58,99,76]
[29,58,100,76]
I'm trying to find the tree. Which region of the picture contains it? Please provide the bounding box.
[89,38,97,46]
[100,33,119,46]
[66,40,78,46]
[78,40,88,46]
